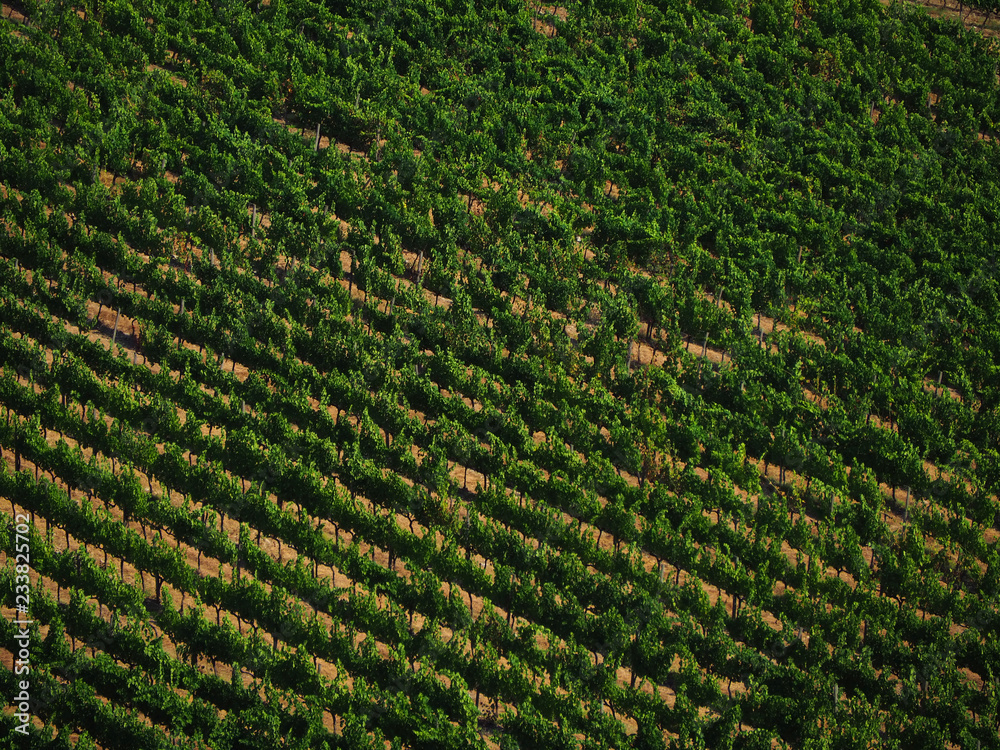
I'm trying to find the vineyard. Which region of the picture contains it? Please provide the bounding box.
[1,0,999,747]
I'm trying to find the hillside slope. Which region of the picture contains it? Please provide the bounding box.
[1,0,999,748]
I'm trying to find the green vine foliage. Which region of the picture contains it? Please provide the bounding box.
[0,0,999,746]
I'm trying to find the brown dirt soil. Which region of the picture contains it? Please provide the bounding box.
[882,0,1000,38]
